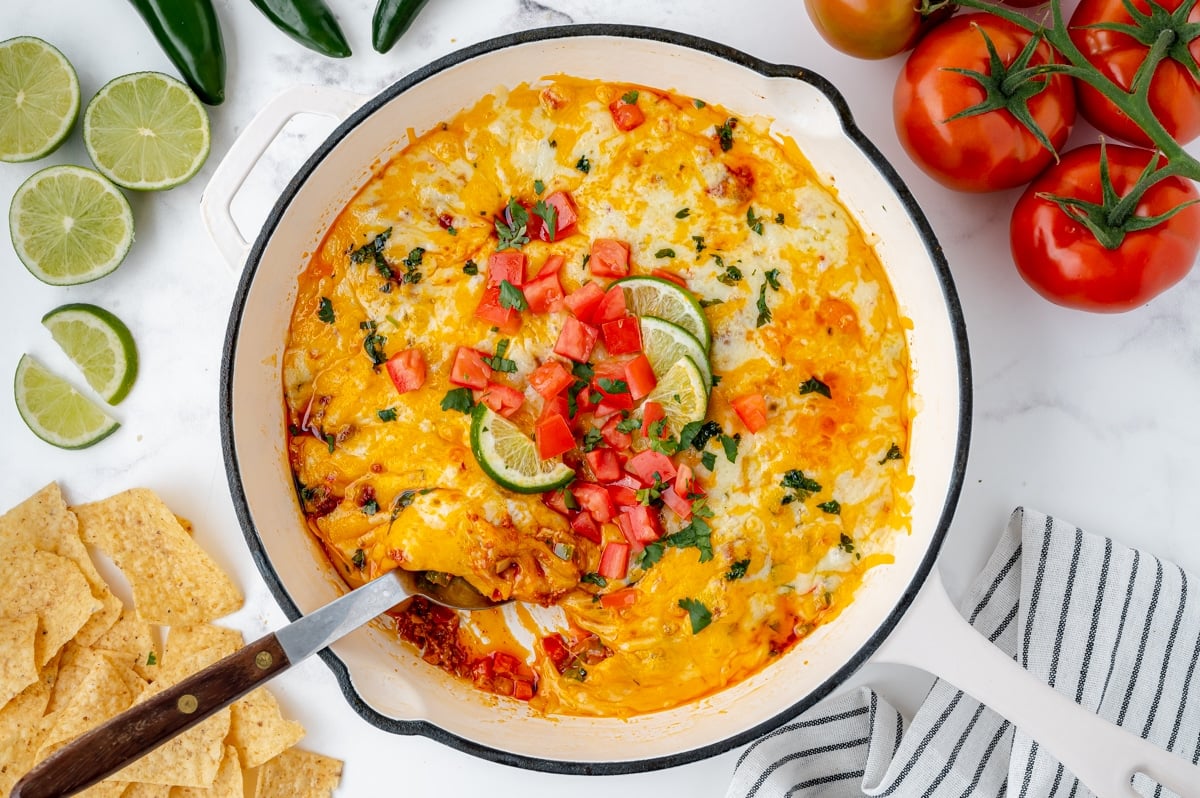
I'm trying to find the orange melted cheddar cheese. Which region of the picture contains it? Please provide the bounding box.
[283,77,912,717]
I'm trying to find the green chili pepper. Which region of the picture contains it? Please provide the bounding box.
[250,0,352,58]
[127,0,226,105]
[372,0,432,53]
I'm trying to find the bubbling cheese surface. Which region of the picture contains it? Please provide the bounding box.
[283,77,912,717]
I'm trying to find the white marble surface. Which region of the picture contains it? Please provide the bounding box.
[2,0,1199,795]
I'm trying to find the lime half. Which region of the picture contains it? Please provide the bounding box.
[0,37,80,162]
[470,404,574,494]
[639,316,713,390]
[612,276,711,351]
[42,303,138,405]
[83,72,210,190]
[645,356,709,431]
[14,355,119,449]
[9,165,134,285]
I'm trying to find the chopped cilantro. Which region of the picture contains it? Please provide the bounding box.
[781,469,822,504]
[401,247,425,284]
[360,320,387,367]
[818,499,842,514]
[692,235,706,253]
[571,361,595,381]
[446,226,457,236]
[499,279,528,311]
[146,651,157,666]
[720,433,740,463]
[463,260,479,275]
[698,298,723,308]
[839,533,856,554]
[637,542,665,569]
[693,98,706,109]
[616,416,640,433]
[621,90,639,104]
[880,443,903,464]
[597,378,629,394]
[362,498,379,515]
[799,377,831,398]
[324,433,336,454]
[648,417,668,440]
[376,408,397,422]
[678,597,713,633]
[747,207,765,235]
[655,248,676,259]
[582,427,604,452]
[317,297,335,324]
[350,227,393,278]
[636,475,669,505]
[576,154,591,173]
[691,420,723,451]
[532,199,558,241]
[495,198,530,251]
[701,451,717,471]
[534,179,545,195]
[581,572,607,587]
[664,517,713,562]
[725,559,750,581]
[756,280,773,327]
[483,339,517,372]
[441,388,475,414]
[677,421,703,450]
[391,490,418,522]
[775,212,785,224]
[352,548,366,569]
[716,117,736,151]
[561,488,579,510]
[765,268,782,290]
[676,208,690,219]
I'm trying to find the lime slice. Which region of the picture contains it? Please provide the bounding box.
[470,403,574,494]
[612,276,711,351]
[42,303,138,405]
[9,165,134,285]
[639,316,713,390]
[0,37,80,162]
[14,354,119,449]
[644,356,709,430]
[83,72,210,190]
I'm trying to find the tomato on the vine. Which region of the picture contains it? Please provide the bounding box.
[894,14,1077,192]
[804,0,952,59]
[1069,0,1200,147]
[1010,144,1200,312]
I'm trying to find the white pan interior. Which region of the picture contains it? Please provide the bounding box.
[225,32,966,766]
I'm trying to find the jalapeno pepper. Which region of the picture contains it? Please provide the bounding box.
[127,0,226,105]
[250,0,352,58]
[372,0,432,53]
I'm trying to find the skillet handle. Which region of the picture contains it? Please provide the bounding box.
[874,569,1200,798]
[199,84,367,270]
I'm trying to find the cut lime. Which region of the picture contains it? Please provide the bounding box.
[639,316,713,390]
[42,303,138,405]
[83,72,210,190]
[14,354,119,449]
[9,165,134,285]
[0,37,80,162]
[644,356,709,431]
[470,403,574,494]
[612,276,711,351]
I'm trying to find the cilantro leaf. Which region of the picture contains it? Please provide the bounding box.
[839,533,856,554]
[582,427,603,452]
[362,498,379,515]
[463,260,479,275]
[495,198,530,251]
[616,416,640,433]
[146,651,157,666]
[580,572,607,587]
[747,207,765,235]
[597,378,629,394]
[765,268,782,290]
[818,499,841,514]
[637,542,664,569]
[716,118,737,151]
[622,90,639,104]
[532,199,559,242]
[352,548,366,569]
[655,248,676,259]
[664,517,713,562]
[692,235,706,253]
[441,388,475,414]
[317,297,335,324]
[756,280,773,327]
[799,377,831,398]
[678,597,713,633]
[676,208,690,219]
[701,451,717,471]
[499,279,528,311]
[576,154,591,173]
[691,420,723,451]
[534,179,545,195]
[483,339,517,372]
[693,98,706,109]
[879,443,903,464]
[720,433,740,463]
[725,559,750,581]
[376,408,397,422]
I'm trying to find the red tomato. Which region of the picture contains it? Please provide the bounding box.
[537,253,565,278]
[609,98,646,131]
[675,463,694,497]
[607,483,639,510]
[543,488,571,516]
[590,361,634,411]
[536,414,576,460]
[585,448,623,484]
[595,286,628,324]
[600,414,633,451]
[524,272,564,313]
[602,317,643,355]
[894,14,1076,192]
[526,191,579,242]
[805,0,952,59]
[486,250,527,287]
[385,349,426,393]
[627,450,677,484]
[1010,144,1200,312]
[599,586,638,609]
[651,268,688,288]
[553,317,600,362]
[563,282,606,324]
[513,679,535,701]
[475,285,522,333]
[623,354,657,400]
[573,481,616,523]
[641,401,666,438]
[589,239,631,278]
[541,634,572,672]
[660,486,693,521]
[528,361,574,399]
[1069,0,1200,146]
[479,382,524,417]
[449,347,492,389]
[598,542,631,580]
[616,505,662,544]
[731,393,769,433]
[570,511,603,543]
[538,393,570,426]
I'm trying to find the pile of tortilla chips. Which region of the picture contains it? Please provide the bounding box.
[0,484,344,797]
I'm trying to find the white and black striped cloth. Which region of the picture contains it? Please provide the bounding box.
[727,508,1200,798]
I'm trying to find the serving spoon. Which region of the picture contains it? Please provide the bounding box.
[13,569,503,798]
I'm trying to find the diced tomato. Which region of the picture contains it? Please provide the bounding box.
[526,191,579,242]
[553,317,600,362]
[573,481,616,523]
[539,394,569,425]
[600,414,633,451]
[609,99,646,132]
[599,586,639,609]
[563,282,606,324]
[513,678,535,701]
[536,414,575,460]
[623,354,657,401]
[627,450,677,484]
[589,239,631,278]
[475,284,522,333]
[524,272,564,313]
[595,287,627,324]
[570,511,602,543]
[607,483,639,509]
[385,349,426,394]
[479,381,524,417]
[602,317,642,355]
[641,401,666,438]
[486,250,527,287]
[537,253,565,278]
[450,347,492,390]
[598,542,631,579]
[651,268,688,288]
[572,386,596,415]
[529,361,574,399]
[493,652,521,676]
[471,657,494,688]
[584,448,622,484]
[675,463,694,497]
[541,634,572,672]
[660,486,693,521]
[543,488,571,516]
[731,393,769,433]
[590,362,635,411]
[616,505,662,543]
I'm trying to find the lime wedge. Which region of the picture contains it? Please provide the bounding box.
[639,316,713,390]
[644,356,709,431]
[83,72,210,190]
[9,165,134,285]
[14,354,119,449]
[470,403,574,494]
[0,37,80,162]
[42,303,138,405]
[612,276,711,351]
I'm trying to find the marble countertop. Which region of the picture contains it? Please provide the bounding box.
[3,0,1199,795]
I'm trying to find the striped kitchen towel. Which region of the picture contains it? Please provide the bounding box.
[727,508,1200,798]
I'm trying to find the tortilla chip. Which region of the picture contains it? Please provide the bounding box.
[0,546,98,665]
[0,483,122,644]
[168,745,242,798]
[46,642,95,715]
[94,607,160,681]
[164,625,242,669]
[0,614,38,709]
[0,657,57,796]
[254,748,342,798]
[119,783,171,797]
[227,688,305,769]
[73,489,242,625]
[39,653,136,759]
[78,782,131,798]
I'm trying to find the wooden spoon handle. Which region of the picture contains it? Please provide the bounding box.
[12,633,290,798]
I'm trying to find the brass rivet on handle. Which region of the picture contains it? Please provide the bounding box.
[177,694,198,714]
[255,651,273,670]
